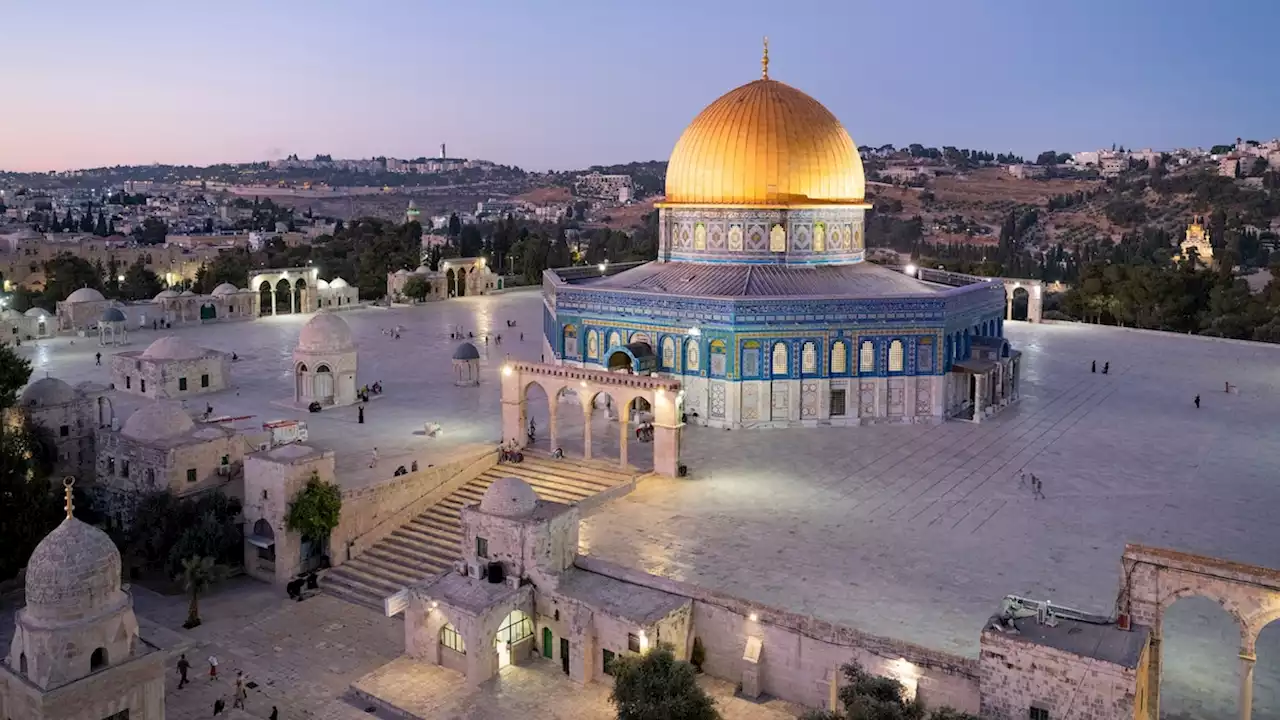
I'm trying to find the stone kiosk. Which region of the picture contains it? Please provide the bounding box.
[0,484,165,720]
[111,335,231,399]
[293,311,359,408]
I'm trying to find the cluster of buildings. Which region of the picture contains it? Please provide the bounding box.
[0,227,217,291]
[266,145,497,176]
[572,172,635,203]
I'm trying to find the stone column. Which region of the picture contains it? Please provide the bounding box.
[1240,650,1256,720]
[1005,295,1013,321]
[290,288,296,314]
[973,374,987,423]
[582,405,593,460]
[549,405,559,454]
[271,290,278,315]
[619,412,629,468]
[652,388,682,477]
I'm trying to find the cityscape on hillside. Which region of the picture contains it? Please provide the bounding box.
[4,5,1280,720]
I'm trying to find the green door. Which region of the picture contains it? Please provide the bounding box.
[200,303,216,321]
[542,627,553,659]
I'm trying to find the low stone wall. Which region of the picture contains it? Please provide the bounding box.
[330,445,495,566]
[1035,318,1280,350]
[576,555,980,714]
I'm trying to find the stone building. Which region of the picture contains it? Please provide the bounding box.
[315,277,359,309]
[404,477,691,686]
[151,284,257,324]
[5,377,110,482]
[294,311,359,407]
[0,307,54,342]
[979,599,1152,720]
[386,257,503,302]
[0,488,165,720]
[93,402,244,526]
[452,341,481,386]
[242,443,337,585]
[1177,216,1215,268]
[541,47,1016,428]
[111,335,230,399]
[248,267,357,315]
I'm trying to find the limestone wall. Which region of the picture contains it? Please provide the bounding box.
[0,649,166,720]
[112,354,229,399]
[576,555,980,714]
[979,628,1142,720]
[330,445,495,566]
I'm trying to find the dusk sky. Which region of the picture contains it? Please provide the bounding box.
[3,0,1277,173]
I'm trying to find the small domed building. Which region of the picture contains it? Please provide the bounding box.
[97,307,128,346]
[0,485,165,719]
[94,402,243,526]
[55,287,111,333]
[452,342,481,386]
[385,258,503,303]
[294,311,359,407]
[541,46,1019,427]
[6,377,109,481]
[110,335,230,399]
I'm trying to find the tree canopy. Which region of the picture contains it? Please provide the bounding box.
[285,473,342,545]
[609,644,720,720]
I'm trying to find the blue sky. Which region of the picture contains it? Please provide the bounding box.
[2,0,1276,171]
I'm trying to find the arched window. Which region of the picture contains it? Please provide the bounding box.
[91,647,108,671]
[917,337,934,373]
[495,609,533,645]
[831,340,848,374]
[563,325,579,358]
[586,330,599,359]
[771,342,789,375]
[440,623,466,654]
[888,340,905,372]
[801,341,818,374]
[709,339,726,376]
[19,652,27,675]
[607,330,621,351]
[769,224,786,252]
[630,331,650,346]
[685,339,700,372]
[660,336,675,369]
[859,341,875,372]
[813,223,826,252]
[741,341,760,377]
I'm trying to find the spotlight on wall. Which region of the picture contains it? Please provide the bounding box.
[749,612,759,622]
[904,263,917,277]
[598,263,607,273]
[502,365,512,377]
[430,600,438,609]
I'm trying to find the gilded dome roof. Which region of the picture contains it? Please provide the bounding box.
[664,78,866,206]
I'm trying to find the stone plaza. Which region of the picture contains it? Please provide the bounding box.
[8,290,1280,718]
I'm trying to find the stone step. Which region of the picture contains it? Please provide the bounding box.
[407,517,462,540]
[475,471,597,504]
[482,460,624,490]
[365,540,453,570]
[323,569,397,607]
[321,578,385,613]
[327,563,404,595]
[354,552,434,584]
[521,456,633,485]
[385,531,459,564]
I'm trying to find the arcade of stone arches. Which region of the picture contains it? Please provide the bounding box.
[500,362,683,477]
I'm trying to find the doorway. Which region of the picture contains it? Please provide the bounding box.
[542,628,553,659]
[560,638,570,675]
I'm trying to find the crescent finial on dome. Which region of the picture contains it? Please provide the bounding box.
[63,476,75,519]
[762,36,769,80]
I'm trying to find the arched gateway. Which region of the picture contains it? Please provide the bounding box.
[1119,544,1280,720]
[500,362,683,477]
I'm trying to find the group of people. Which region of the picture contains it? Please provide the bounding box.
[176,654,278,718]
[1020,472,1046,500]
[1090,360,1110,374]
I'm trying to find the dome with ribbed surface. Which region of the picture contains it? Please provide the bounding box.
[452,342,480,360]
[24,517,123,613]
[66,287,105,303]
[664,78,866,206]
[100,308,126,323]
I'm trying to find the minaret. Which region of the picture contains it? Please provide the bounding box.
[440,143,447,160]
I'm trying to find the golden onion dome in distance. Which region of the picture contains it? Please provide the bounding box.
[663,39,867,207]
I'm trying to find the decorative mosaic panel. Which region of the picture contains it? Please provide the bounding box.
[769,225,786,252]
[915,378,933,415]
[709,226,726,249]
[771,382,789,420]
[887,378,905,417]
[813,223,826,252]
[801,381,819,418]
[694,223,707,250]
[710,382,726,419]
[742,383,759,421]
[746,225,767,251]
[728,225,743,251]
[791,225,811,252]
[859,381,876,417]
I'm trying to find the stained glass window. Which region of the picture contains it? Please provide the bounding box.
[888,340,904,372]
[831,340,847,374]
[859,341,875,372]
[772,342,788,375]
[801,342,817,373]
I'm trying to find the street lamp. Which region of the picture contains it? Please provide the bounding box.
[904,263,917,277]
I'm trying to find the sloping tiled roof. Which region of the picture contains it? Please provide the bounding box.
[575,261,949,299]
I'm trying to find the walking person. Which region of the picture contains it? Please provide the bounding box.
[270,707,279,720]
[369,447,379,468]
[1102,362,1109,374]
[232,671,247,709]
[95,351,102,366]
[213,697,225,716]
[520,332,524,341]
[177,653,190,689]
[1194,394,1200,409]
[358,405,364,424]
[208,655,218,680]
[1090,360,1095,373]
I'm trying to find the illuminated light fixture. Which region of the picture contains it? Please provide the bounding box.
[430,600,438,609]
[686,326,701,337]
[749,612,759,622]
[655,388,665,397]
[904,263,917,277]
[598,263,607,273]
[580,381,587,388]
[502,365,513,377]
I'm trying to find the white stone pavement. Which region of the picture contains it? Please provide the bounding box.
[14,294,1280,718]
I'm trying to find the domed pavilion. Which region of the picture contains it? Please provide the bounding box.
[110,335,230,399]
[541,43,1019,427]
[1,481,165,719]
[294,311,359,407]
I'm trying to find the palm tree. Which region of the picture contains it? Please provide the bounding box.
[179,556,226,629]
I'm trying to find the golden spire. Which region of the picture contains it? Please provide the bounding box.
[63,476,75,519]
[761,36,770,80]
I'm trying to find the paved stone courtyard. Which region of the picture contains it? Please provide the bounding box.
[13,292,1280,718]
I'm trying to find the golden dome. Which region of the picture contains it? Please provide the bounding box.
[664,78,866,206]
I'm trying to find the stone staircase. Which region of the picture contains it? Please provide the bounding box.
[322,454,636,611]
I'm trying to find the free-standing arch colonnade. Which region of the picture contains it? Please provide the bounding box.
[500,361,683,477]
[1118,543,1280,720]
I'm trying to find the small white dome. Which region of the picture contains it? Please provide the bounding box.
[24,307,51,319]
[394,269,410,277]
[21,377,78,407]
[24,517,123,614]
[480,477,538,518]
[66,287,105,303]
[211,283,239,296]
[316,279,330,290]
[122,402,195,442]
[0,308,20,320]
[297,311,354,354]
[328,277,349,289]
[154,290,179,301]
[179,290,195,297]
[141,335,205,361]
[415,265,431,274]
